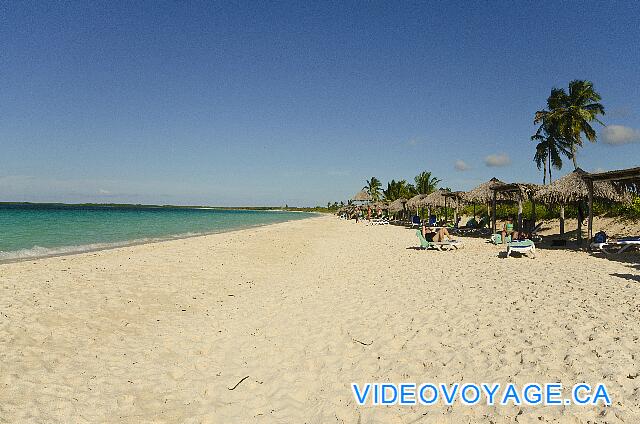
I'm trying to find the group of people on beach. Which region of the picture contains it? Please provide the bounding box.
[500,217,534,243]
[350,205,384,223]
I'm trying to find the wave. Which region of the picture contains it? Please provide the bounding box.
[0,232,211,262]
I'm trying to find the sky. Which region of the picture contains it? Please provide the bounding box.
[1,1,640,206]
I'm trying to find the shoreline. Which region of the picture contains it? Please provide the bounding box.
[0,213,322,265]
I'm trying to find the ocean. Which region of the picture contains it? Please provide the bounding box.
[0,204,315,261]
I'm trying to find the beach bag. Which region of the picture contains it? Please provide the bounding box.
[593,231,607,243]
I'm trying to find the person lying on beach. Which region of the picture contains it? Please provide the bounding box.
[422,225,452,242]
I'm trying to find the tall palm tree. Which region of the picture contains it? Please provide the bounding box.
[535,80,605,169]
[363,177,382,201]
[531,119,572,184]
[414,171,441,195]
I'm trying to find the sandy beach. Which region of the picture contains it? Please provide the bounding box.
[1,215,639,423]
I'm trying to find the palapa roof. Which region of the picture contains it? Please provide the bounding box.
[406,194,428,209]
[491,183,542,200]
[534,168,629,205]
[584,166,640,195]
[584,166,640,182]
[351,190,372,202]
[388,198,407,213]
[370,201,389,210]
[418,189,456,208]
[463,177,506,204]
[443,190,467,205]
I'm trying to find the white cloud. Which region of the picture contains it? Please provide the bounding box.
[601,125,640,145]
[407,138,419,146]
[593,167,606,174]
[454,160,470,171]
[98,189,112,195]
[484,153,511,167]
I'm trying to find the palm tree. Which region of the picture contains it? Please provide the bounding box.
[531,119,572,184]
[535,80,605,169]
[383,179,414,201]
[363,177,382,201]
[414,171,441,195]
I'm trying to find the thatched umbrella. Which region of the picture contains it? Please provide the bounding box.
[370,201,389,210]
[417,190,461,223]
[464,177,506,204]
[463,177,506,218]
[419,189,452,208]
[534,169,624,205]
[351,190,371,203]
[388,198,407,214]
[534,168,628,243]
[406,194,428,210]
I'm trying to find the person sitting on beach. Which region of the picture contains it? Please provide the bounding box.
[501,217,518,244]
[422,224,452,242]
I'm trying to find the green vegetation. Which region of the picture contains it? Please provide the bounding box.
[357,170,442,203]
[383,180,414,201]
[413,171,440,195]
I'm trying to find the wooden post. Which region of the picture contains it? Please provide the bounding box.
[587,180,594,242]
[577,202,582,246]
[532,198,536,229]
[560,205,565,235]
[454,203,458,226]
[444,197,448,223]
[517,197,523,231]
[492,190,497,235]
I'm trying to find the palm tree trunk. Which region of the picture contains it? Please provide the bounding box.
[571,144,578,169]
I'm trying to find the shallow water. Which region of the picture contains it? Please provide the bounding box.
[0,204,314,261]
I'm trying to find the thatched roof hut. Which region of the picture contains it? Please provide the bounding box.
[351,190,371,202]
[444,191,467,204]
[388,198,407,213]
[492,183,542,201]
[418,189,453,208]
[406,194,428,209]
[534,168,627,205]
[370,201,388,210]
[464,177,506,204]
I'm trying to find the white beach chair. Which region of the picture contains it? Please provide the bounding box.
[416,230,463,251]
[591,237,640,254]
[506,240,536,258]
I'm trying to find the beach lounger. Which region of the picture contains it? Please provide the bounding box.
[590,237,640,254]
[416,230,463,251]
[490,233,511,244]
[410,215,422,228]
[506,239,536,258]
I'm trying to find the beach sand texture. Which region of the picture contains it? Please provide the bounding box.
[1,215,639,423]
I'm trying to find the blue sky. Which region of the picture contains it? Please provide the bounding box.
[2,1,639,206]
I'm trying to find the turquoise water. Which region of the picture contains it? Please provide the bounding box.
[0,204,315,261]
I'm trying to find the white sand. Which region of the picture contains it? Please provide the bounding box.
[1,215,639,423]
